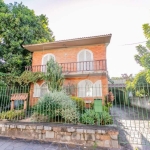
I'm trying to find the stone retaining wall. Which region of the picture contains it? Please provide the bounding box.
[0,123,119,148]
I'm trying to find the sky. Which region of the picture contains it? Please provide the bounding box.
[4,0,150,77]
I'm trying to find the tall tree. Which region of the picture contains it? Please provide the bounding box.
[134,45,149,66]
[134,22,150,69]
[0,1,54,75]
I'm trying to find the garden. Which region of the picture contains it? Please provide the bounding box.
[0,59,113,125]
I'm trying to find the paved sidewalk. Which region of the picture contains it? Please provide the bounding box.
[0,137,127,150]
[111,106,150,150]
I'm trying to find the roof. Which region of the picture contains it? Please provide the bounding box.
[23,34,112,52]
[11,93,28,101]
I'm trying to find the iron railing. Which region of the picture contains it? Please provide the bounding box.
[25,59,107,73]
[0,84,150,145]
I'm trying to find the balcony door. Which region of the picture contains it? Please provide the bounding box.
[42,54,55,72]
[77,50,93,71]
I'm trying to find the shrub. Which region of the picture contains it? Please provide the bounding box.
[44,58,64,92]
[71,97,85,112]
[33,91,79,123]
[31,113,49,122]
[81,109,113,125]
[0,110,25,120]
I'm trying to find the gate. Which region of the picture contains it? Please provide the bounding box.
[109,84,150,149]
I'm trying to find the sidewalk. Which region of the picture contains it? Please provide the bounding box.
[0,137,126,150]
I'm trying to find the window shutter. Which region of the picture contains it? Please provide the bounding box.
[40,83,49,97]
[78,80,86,97]
[93,80,102,97]
[33,83,40,97]
[78,51,85,71]
[85,80,93,97]
[85,50,93,70]
[42,54,55,72]
[86,51,92,61]
[42,55,49,72]
[78,80,93,97]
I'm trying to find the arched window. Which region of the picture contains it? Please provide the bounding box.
[42,54,55,72]
[78,80,93,97]
[77,49,93,71]
[33,83,40,97]
[40,83,49,97]
[93,80,102,97]
[78,80,102,97]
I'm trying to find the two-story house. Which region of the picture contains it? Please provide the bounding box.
[24,34,112,106]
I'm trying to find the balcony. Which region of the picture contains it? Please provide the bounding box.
[25,60,107,76]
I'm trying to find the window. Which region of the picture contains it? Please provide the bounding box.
[93,80,102,97]
[78,80,102,97]
[77,49,93,71]
[40,83,49,97]
[33,83,49,98]
[33,83,40,97]
[42,54,55,72]
[78,80,93,97]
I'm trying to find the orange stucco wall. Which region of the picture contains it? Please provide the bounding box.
[29,44,108,106]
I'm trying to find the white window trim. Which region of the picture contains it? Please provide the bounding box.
[33,83,40,98]
[78,79,102,97]
[93,80,102,97]
[40,82,49,97]
[78,79,93,97]
[77,49,93,62]
[42,53,55,65]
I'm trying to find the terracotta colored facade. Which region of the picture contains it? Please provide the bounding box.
[32,45,106,65]
[24,35,111,106]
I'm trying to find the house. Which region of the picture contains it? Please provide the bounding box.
[23,34,112,106]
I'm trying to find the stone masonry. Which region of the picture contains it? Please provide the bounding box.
[0,123,119,148]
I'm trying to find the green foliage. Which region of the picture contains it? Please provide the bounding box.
[0,86,11,111]
[126,71,150,97]
[71,97,85,113]
[0,1,54,75]
[18,71,44,85]
[81,109,113,125]
[103,102,112,112]
[43,59,64,92]
[134,45,149,67]
[0,72,18,86]
[132,71,148,86]
[143,23,150,43]
[141,53,150,70]
[0,110,25,120]
[31,113,49,122]
[33,91,79,123]
[134,23,150,70]
[0,71,43,86]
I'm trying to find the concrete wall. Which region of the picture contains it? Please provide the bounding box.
[0,123,119,148]
[130,97,150,110]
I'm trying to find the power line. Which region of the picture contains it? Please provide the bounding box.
[119,41,147,46]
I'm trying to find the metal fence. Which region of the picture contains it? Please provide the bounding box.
[0,85,111,124]
[0,84,150,145]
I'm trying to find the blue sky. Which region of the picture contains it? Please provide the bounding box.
[4,0,150,77]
